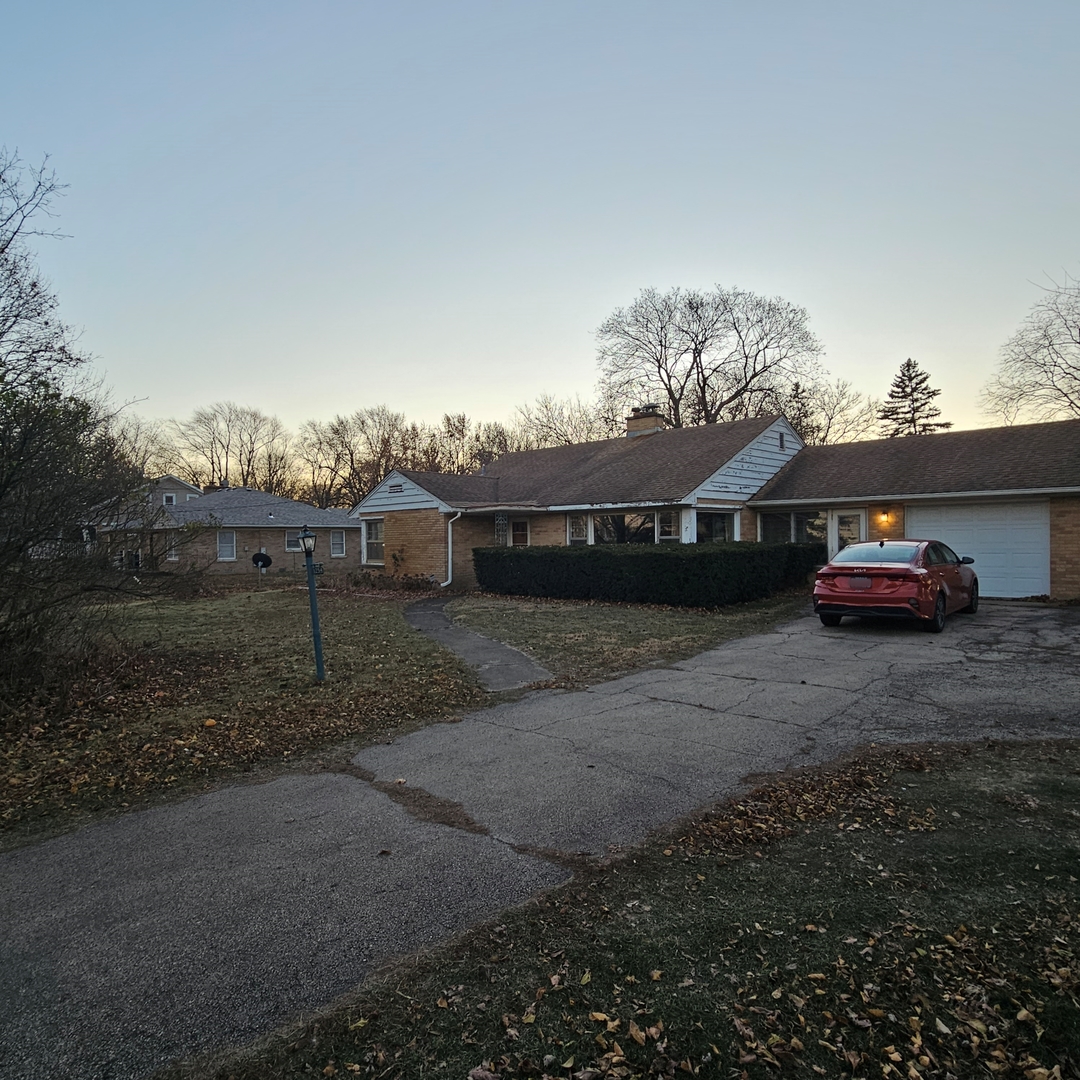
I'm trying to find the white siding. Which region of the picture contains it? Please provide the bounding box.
[690,419,802,502]
[350,473,444,515]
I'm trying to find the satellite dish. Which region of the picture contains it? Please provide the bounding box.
[252,552,272,568]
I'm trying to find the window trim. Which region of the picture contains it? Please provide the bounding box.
[330,529,346,557]
[567,513,589,546]
[510,519,530,547]
[362,518,385,566]
[162,493,176,506]
[217,530,236,561]
[284,529,302,552]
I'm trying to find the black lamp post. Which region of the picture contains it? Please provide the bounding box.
[297,525,326,682]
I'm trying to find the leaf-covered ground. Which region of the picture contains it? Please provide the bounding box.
[446,591,810,685]
[1,588,485,844]
[168,741,1080,1080]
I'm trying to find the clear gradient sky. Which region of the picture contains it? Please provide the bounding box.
[5,1,1078,432]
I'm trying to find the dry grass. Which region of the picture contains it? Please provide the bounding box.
[1,587,485,844]
[446,590,811,685]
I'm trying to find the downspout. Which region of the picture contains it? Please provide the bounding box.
[439,511,462,588]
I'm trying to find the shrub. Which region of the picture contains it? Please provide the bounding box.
[472,542,825,608]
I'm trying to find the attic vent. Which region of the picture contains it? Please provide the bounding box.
[388,483,403,493]
[779,432,786,450]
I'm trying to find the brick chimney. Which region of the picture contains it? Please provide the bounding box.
[625,403,666,438]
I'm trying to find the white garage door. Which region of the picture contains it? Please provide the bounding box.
[905,502,1050,598]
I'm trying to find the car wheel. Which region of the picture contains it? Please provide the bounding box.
[924,592,947,633]
[961,579,979,614]
[819,613,842,627]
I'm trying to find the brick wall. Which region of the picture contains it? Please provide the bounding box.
[381,509,447,580]
[527,514,568,546]
[866,503,906,542]
[1050,496,1080,600]
[453,516,497,588]
[740,509,758,541]
[176,525,362,581]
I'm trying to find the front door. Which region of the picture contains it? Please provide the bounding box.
[827,509,865,558]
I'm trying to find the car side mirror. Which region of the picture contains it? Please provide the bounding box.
[960,556,975,564]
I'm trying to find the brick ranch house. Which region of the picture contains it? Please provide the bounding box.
[350,409,1080,600]
[101,483,365,580]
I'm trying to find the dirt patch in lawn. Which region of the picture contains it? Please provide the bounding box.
[162,739,1080,1080]
[445,591,811,686]
[1,588,485,845]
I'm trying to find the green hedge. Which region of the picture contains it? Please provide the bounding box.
[472,542,826,608]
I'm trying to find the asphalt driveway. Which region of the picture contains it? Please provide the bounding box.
[2,602,1078,1079]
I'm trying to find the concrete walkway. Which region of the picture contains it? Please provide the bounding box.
[404,596,554,690]
[1,603,1078,1080]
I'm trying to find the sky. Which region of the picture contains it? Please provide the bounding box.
[5,1,1079,433]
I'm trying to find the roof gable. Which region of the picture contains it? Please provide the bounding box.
[486,415,782,507]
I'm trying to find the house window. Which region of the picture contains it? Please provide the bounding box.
[658,511,680,541]
[365,520,385,564]
[186,493,199,501]
[126,550,141,570]
[495,512,508,546]
[567,514,588,546]
[217,531,236,561]
[511,520,529,547]
[285,530,302,552]
[593,513,655,544]
[330,530,346,557]
[761,513,793,544]
[794,511,826,545]
[162,493,176,506]
[697,512,735,543]
[166,531,180,562]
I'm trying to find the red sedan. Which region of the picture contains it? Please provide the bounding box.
[813,539,978,633]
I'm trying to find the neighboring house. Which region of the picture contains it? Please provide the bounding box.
[749,418,1080,599]
[152,475,204,508]
[97,482,364,578]
[91,475,205,571]
[165,487,364,578]
[351,408,804,587]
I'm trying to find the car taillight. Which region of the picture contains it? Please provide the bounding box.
[817,574,836,584]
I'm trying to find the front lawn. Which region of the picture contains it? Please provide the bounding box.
[165,740,1080,1080]
[446,590,810,685]
[1,588,485,844]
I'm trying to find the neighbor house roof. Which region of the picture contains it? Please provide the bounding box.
[400,415,781,509]
[166,487,357,528]
[752,418,1080,504]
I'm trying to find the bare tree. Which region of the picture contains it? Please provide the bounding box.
[777,378,880,445]
[167,402,296,493]
[0,152,146,718]
[514,392,620,446]
[982,277,1080,422]
[596,285,823,427]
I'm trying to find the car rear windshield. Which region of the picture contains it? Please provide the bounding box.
[832,543,919,564]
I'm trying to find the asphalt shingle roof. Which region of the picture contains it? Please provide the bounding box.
[752,418,1080,503]
[399,415,779,508]
[167,488,358,528]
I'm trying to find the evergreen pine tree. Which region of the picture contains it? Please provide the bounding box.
[876,358,952,437]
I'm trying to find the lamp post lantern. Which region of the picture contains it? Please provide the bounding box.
[298,525,326,682]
